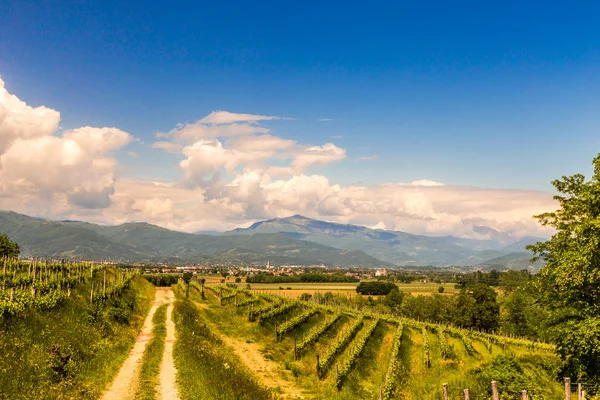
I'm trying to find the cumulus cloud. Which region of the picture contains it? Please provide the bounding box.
[0,77,61,153]
[0,78,131,210]
[153,111,347,188]
[292,143,346,171]
[63,126,132,155]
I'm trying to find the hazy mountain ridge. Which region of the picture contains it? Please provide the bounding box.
[0,211,391,267]
[226,215,545,268]
[0,211,545,269]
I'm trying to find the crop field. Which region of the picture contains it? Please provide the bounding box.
[199,274,461,297]
[189,282,563,399]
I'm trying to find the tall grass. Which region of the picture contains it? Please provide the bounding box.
[135,303,168,400]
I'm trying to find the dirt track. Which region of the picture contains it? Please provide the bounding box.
[195,301,305,399]
[159,291,179,400]
[101,288,178,400]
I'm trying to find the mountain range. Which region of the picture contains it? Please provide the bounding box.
[0,211,545,270]
[225,215,544,269]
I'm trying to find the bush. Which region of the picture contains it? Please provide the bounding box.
[356,281,397,295]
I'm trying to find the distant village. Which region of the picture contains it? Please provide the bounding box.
[139,262,390,280]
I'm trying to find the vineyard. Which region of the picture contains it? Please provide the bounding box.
[0,257,137,317]
[191,283,564,399]
[0,256,153,400]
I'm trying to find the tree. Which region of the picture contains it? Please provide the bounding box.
[0,234,20,258]
[527,153,600,382]
[182,272,193,297]
[453,284,499,332]
[384,288,404,315]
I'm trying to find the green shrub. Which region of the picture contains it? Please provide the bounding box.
[356,281,397,295]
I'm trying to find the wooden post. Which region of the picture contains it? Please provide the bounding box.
[522,390,528,400]
[492,381,499,400]
[581,390,585,400]
[464,388,470,400]
[10,287,14,302]
[578,383,582,400]
[379,386,383,400]
[442,383,448,400]
[316,354,320,377]
[565,378,571,400]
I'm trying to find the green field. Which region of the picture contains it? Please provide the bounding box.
[201,275,461,297]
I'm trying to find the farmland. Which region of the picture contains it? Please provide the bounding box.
[187,282,563,399]
[0,260,583,399]
[198,274,461,297]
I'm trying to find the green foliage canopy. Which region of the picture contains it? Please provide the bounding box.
[527,153,600,382]
[0,233,20,258]
[356,281,397,295]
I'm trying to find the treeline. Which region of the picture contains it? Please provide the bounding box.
[246,272,358,284]
[355,281,397,295]
[455,269,533,291]
[378,269,533,291]
[143,274,181,287]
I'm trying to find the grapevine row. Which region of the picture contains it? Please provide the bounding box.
[382,323,404,400]
[438,326,451,360]
[318,315,364,377]
[422,327,431,368]
[248,298,284,321]
[256,300,298,324]
[296,313,342,354]
[335,318,380,388]
[276,307,318,337]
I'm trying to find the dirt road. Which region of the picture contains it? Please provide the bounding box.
[159,291,179,400]
[100,287,175,400]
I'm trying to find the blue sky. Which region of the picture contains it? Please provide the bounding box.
[0,0,598,233]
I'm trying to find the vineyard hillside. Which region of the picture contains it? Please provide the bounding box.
[0,261,155,400]
[189,283,564,399]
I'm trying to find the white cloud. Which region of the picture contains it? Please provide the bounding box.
[127,151,139,157]
[411,180,445,187]
[167,122,270,141]
[292,143,346,171]
[318,118,333,122]
[0,77,61,153]
[152,141,183,153]
[0,78,131,210]
[200,111,282,124]
[63,126,132,155]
